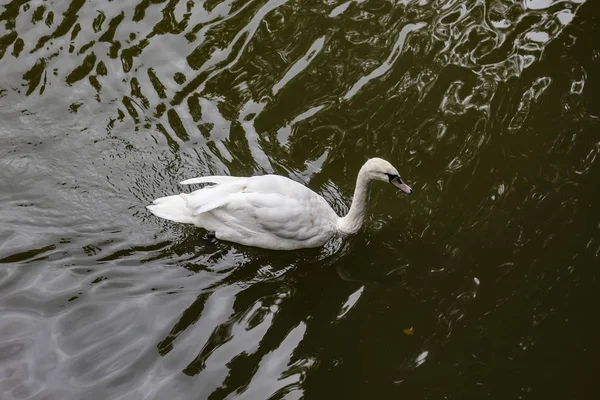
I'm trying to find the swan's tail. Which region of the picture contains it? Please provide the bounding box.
[147,194,195,224]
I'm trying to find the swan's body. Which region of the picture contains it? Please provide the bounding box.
[147,158,412,250]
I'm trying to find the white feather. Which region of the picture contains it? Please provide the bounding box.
[179,176,243,185]
[147,158,411,250]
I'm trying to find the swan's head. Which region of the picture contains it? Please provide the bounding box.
[363,157,413,195]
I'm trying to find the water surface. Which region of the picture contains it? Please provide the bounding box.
[1,0,599,399]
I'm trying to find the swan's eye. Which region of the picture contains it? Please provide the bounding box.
[384,173,398,182]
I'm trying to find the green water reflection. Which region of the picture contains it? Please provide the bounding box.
[0,0,598,399]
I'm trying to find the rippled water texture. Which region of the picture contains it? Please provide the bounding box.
[1,0,599,399]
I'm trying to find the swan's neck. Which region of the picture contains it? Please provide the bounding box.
[337,167,370,234]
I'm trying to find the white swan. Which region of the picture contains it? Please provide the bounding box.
[147,158,412,250]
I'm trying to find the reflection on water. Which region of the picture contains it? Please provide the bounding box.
[1,0,599,399]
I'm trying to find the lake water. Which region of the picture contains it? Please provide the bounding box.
[1,0,598,399]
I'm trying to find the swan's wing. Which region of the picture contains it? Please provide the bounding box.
[242,175,336,240]
[180,174,296,216]
[180,176,243,185]
[241,192,333,241]
[181,179,248,215]
[182,174,336,242]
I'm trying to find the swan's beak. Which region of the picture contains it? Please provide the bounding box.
[391,176,412,194]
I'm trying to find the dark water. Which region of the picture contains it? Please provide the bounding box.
[1,0,599,398]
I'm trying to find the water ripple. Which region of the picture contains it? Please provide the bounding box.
[0,0,597,399]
